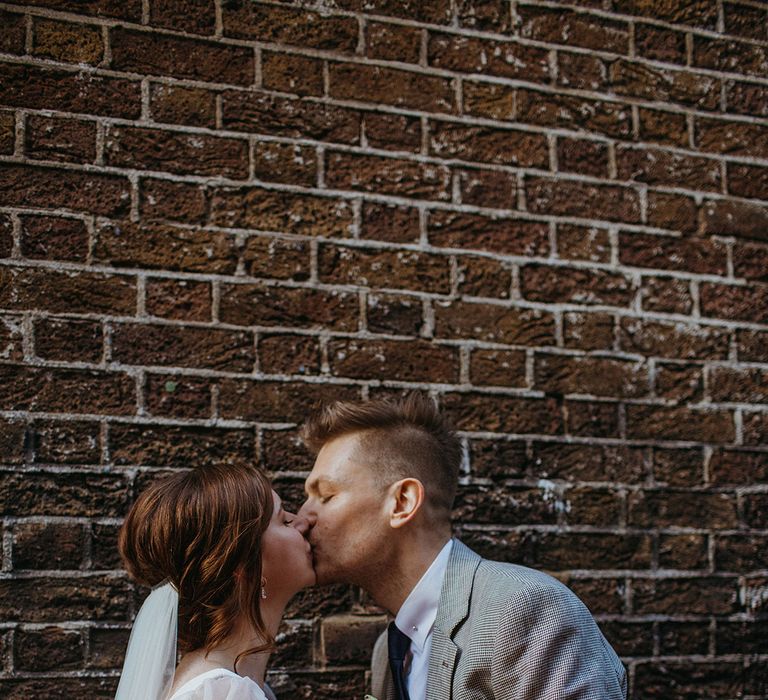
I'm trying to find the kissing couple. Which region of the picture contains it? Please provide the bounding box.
[115,393,627,700]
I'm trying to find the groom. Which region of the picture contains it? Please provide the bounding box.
[297,393,627,700]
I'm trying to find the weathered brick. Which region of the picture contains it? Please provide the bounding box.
[323,615,387,666]
[565,400,620,438]
[741,411,766,445]
[367,293,423,336]
[469,438,528,479]
[557,138,609,178]
[325,151,451,201]
[697,117,768,159]
[726,80,768,118]
[700,282,768,323]
[429,121,549,168]
[25,115,96,164]
[462,81,515,121]
[0,164,130,217]
[0,10,26,55]
[140,178,208,224]
[470,349,526,387]
[111,27,254,86]
[737,329,768,363]
[600,621,654,657]
[519,6,629,53]
[634,22,687,63]
[88,628,130,669]
[457,0,512,31]
[329,63,455,113]
[318,244,451,294]
[0,469,129,516]
[619,318,730,360]
[428,34,550,82]
[535,354,648,398]
[145,278,212,321]
[520,265,634,307]
[565,487,622,526]
[144,373,213,419]
[262,52,324,98]
[91,522,121,569]
[654,362,703,402]
[522,531,651,570]
[368,22,421,63]
[629,490,738,528]
[659,535,709,572]
[619,232,726,275]
[149,0,216,34]
[454,484,559,525]
[105,125,248,179]
[0,417,26,464]
[94,220,238,274]
[261,430,312,473]
[457,255,512,298]
[19,215,89,262]
[0,677,118,699]
[455,167,517,209]
[433,300,555,345]
[646,191,699,234]
[13,522,86,570]
[617,146,721,192]
[0,63,141,118]
[149,84,217,129]
[526,177,641,223]
[653,447,704,486]
[632,577,739,615]
[694,35,768,77]
[243,236,311,282]
[210,186,353,237]
[563,311,615,351]
[626,404,735,442]
[614,0,717,27]
[709,449,768,485]
[34,317,103,363]
[110,423,255,466]
[363,113,422,153]
[33,420,100,465]
[743,494,768,529]
[717,620,768,655]
[638,107,689,147]
[716,535,768,572]
[259,334,321,376]
[0,111,15,155]
[221,90,360,144]
[111,323,254,372]
[441,392,563,434]
[728,162,768,200]
[567,577,625,615]
[220,283,359,331]
[702,198,768,242]
[361,202,420,244]
[32,18,103,65]
[268,670,366,699]
[557,225,610,263]
[328,338,459,383]
[20,0,140,19]
[334,0,451,24]
[533,443,646,483]
[709,366,768,403]
[253,141,318,187]
[659,621,710,655]
[428,211,550,256]
[14,627,85,671]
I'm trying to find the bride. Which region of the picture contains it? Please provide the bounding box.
[114,463,315,700]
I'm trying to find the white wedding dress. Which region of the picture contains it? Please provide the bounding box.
[168,668,268,700]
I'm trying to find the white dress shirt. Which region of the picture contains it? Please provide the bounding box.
[394,539,453,700]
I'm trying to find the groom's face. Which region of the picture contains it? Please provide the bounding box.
[299,432,391,585]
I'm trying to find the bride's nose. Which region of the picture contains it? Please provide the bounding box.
[291,513,311,535]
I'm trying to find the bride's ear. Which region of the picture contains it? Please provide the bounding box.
[388,478,424,529]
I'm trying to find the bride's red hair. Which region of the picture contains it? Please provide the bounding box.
[119,464,274,662]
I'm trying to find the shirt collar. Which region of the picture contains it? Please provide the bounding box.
[394,539,453,653]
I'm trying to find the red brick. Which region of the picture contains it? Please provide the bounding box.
[611,60,720,111]
[323,615,386,666]
[556,138,609,178]
[566,488,623,526]
[15,627,85,671]
[32,18,103,65]
[428,34,550,82]
[367,293,423,336]
[361,202,420,244]
[19,215,88,262]
[567,577,626,615]
[149,84,216,129]
[0,268,136,315]
[111,323,254,372]
[700,282,768,323]
[743,411,767,445]
[262,52,324,98]
[0,10,26,55]
[461,81,515,121]
[526,177,641,223]
[0,164,130,217]
[710,449,768,485]
[363,113,422,153]
[468,438,527,479]
[110,423,254,466]
[0,314,24,363]
[470,349,526,387]
[728,162,768,200]
[658,534,709,570]
[144,373,213,419]
[516,89,632,139]
[717,620,768,655]
[716,534,768,572]
[0,111,15,155]
[454,485,559,526]
[737,329,768,363]
[694,35,768,77]
[0,678,119,698]
[428,211,549,256]
[556,53,610,92]
[456,255,512,298]
[632,577,739,615]
[619,232,726,275]
[654,362,703,402]
[619,318,730,360]
[91,522,121,569]
[638,107,689,148]
[535,354,649,398]
[0,63,141,118]
[0,417,26,464]
[145,278,212,321]
[328,338,459,383]
[218,380,358,423]
[368,22,421,63]
[634,22,687,64]
[243,236,310,282]
[709,366,768,403]
[25,115,96,164]
[521,265,634,307]
[429,121,548,168]
[329,63,455,114]
[13,522,86,570]
[456,0,512,31]
[743,494,768,529]
[646,191,699,234]
[94,220,238,274]
[703,198,768,242]
[563,312,615,351]
[110,27,254,86]
[566,400,620,437]
[696,117,768,159]
[259,334,321,376]
[653,447,705,486]
[724,2,767,40]
[149,0,216,35]
[221,90,360,144]
[626,404,735,442]
[617,146,722,192]
[531,532,651,570]
[219,283,358,331]
[223,3,357,50]
[629,490,738,528]
[140,178,208,224]
[335,0,451,24]
[326,151,451,201]
[442,392,563,434]
[252,141,318,187]
[519,6,629,53]
[34,318,103,363]
[556,224,610,263]
[318,244,451,294]
[634,661,762,699]
[210,187,353,237]
[455,168,517,209]
[726,80,768,118]
[433,300,555,345]
[0,365,136,415]
[614,0,717,28]
[533,442,646,483]
[601,621,654,657]
[20,0,140,20]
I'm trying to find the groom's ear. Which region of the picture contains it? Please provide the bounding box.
[388,478,424,529]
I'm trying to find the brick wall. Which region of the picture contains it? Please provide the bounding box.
[0,0,767,698]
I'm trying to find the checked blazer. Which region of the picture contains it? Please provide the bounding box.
[371,539,627,700]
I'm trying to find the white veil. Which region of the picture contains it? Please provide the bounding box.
[115,581,178,700]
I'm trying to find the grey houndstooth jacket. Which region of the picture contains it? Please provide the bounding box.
[371,539,627,700]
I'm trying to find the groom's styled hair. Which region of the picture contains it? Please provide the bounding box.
[301,392,462,516]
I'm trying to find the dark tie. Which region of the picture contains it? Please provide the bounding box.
[387,622,411,700]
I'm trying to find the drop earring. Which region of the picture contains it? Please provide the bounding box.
[261,577,267,599]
